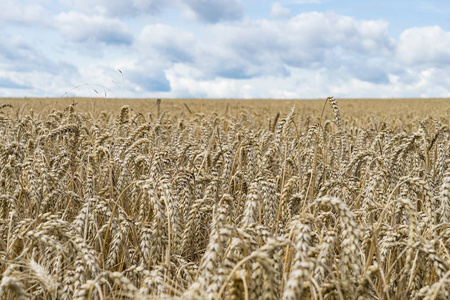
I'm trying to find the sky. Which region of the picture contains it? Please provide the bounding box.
[1,0,450,99]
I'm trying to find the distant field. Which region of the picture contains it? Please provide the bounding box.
[2,97,450,119]
[1,97,450,299]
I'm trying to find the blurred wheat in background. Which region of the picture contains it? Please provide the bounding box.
[0,97,450,299]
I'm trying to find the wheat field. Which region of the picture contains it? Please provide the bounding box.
[1,97,450,299]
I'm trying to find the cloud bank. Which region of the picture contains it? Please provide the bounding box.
[1,0,450,98]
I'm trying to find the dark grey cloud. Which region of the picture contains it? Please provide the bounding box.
[183,0,244,23]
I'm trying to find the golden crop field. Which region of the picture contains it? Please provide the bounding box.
[1,97,450,299]
[2,97,450,118]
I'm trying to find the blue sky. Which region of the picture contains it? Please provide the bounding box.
[1,0,450,98]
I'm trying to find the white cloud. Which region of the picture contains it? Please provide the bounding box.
[0,34,75,74]
[285,13,393,56]
[137,24,197,62]
[0,0,50,26]
[2,1,450,98]
[0,75,30,90]
[118,60,172,93]
[90,12,398,97]
[55,11,133,45]
[114,12,400,98]
[183,0,244,23]
[201,13,393,82]
[100,0,172,16]
[61,0,244,23]
[284,0,322,3]
[270,3,291,18]
[397,26,450,66]
[59,0,173,17]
